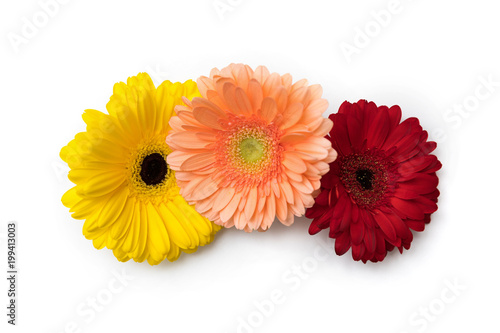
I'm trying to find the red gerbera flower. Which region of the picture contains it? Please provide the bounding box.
[306,100,442,263]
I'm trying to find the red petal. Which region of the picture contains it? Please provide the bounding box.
[388,105,402,130]
[309,222,323,235]
[406,220,425,232]
[373,210,397,242]
[346,113,364,150]
[390,197,425,220]
[351,243,365,261]
[363,227,377,253]
[398,155,439,175]
[394,187,420,200]
[366,108,390,148]
[414,196,438,214]
[374,228,387,254]
[332,115,352,156]
[350,220,365,245]
[382,117,420,150]
[335,231,351,256]
[390,132,422,162]
[384,208,412,240]
[398,173,439,194]
[337,101,353,115]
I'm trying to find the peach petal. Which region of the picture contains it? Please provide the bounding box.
[264,193,276,226]
[292,190,306,215]
[190,176,219,201]
[174,110,199,126]
[214,77,235,99]
[290,178,313,194]
[262,73,281,97]
[196,195,216,214]
[213,187,236,211]
[260,97,278,123]
[257,189,266,212]
[235,87,253,115]
[289,86,309,105]
[280,181,294,204]
[284,167,303,182]
[308,84,323,100]
[283,151,307,173]
[281,73,293,92]
[280,133,307,145]
[279,103,303,129]
[275,194,287,222]
[192,107,224,130]
[167,150,197,168]
[192,97,226,116]
[180,153,215,171]
[281,210,295,226]
[269,86,288,113]
[233,210,246,230]
[168,116,186,132]
[181,96,193,108]
[220,190,242,222]
[291,78,308,91]
[294,142,329,160]
[234,65,250,91]
[314,118,334,136]
[253,65,270,85]
[197,76,215,97]
[306,98,329,114]
[168,131,213,149]
[247,79,263,112]
[271,180,281,198]
[244,187,258,220]
[222,82,241,114]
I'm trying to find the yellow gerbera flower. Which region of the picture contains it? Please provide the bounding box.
[60,73,222,265]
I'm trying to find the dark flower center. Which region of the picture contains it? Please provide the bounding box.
[355,169,374,190]
[140,153,168,185]
[339,150,395,209]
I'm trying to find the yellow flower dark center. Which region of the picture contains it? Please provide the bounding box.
[128,139,178,203]
[140,153,168,185]
[239,137,265,163]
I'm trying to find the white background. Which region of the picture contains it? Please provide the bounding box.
[1,0,499,332]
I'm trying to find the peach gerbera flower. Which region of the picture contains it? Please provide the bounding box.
[166,64,337,232]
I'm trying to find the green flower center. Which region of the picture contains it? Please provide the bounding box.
[239,137,265,163]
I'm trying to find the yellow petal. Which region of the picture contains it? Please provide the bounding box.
[97,185,129,228]
[146,202,171,256]
[78,170,125,197]
[110,197,136,240]
[61,187,80,208]
[157,203,193,249]
[167,200,200,247]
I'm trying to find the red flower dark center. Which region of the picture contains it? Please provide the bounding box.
[339,150,394,209]
[355,169,374,190]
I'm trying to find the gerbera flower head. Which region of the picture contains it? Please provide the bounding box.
[166,64,337,232]
[306,100,442,263]
[60,73,222,265]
